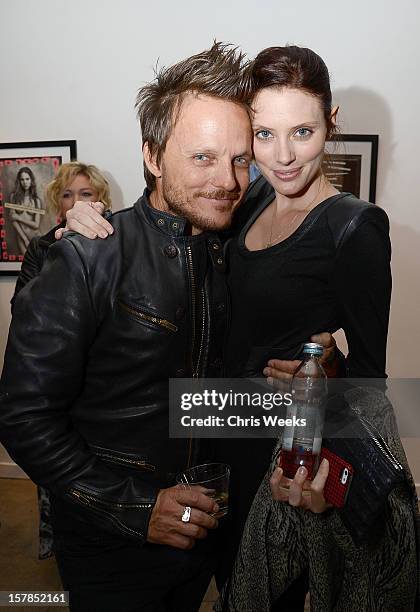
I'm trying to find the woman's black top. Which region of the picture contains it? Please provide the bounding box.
[224,180,391,378]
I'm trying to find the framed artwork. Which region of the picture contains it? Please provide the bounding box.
[323,134,378,203]
[0,140,77,275]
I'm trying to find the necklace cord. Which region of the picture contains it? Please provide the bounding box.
[266,175,326,248]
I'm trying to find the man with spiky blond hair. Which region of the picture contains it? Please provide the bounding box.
[1,43,253,611]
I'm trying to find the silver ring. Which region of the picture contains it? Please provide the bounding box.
[181,506,192,523]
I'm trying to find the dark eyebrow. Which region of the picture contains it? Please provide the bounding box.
[291,121,322,129]
[252,121,322,130]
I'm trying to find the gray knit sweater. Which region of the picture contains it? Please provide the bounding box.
[216,387,419,612]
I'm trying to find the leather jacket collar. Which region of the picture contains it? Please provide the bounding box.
[136,189,195,238]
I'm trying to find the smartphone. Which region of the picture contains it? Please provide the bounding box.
[320,447,354,508]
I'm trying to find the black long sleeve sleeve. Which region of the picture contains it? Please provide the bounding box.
[334,215,392,377]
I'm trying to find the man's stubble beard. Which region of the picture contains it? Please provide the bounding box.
[162,179,240,232]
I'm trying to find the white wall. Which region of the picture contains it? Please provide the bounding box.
[1,0,419,480]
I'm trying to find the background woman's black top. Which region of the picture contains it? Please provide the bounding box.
[224,180,392,379]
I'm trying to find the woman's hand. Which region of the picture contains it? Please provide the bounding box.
[269,457,331,513]
[264,332,338,382]
[55,201,113,240]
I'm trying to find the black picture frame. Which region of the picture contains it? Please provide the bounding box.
[323,134,378,203]
[0,140,77,275]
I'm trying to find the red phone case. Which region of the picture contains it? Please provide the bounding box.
[320,447,354,508]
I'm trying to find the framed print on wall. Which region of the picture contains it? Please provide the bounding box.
[0,140,77,275]
[322,134,378,203]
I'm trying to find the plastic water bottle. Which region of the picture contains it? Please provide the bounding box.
[279,342,327,479]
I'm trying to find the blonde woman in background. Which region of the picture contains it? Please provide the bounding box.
[11,161,111,559]
[13,162,111,298]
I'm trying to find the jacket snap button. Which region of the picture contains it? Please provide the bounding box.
[217,257,223,265]
[157,218,165,226]
[212,242,220,250]
[164,245,178,258]
[176,368,185,377]
[216,302,225,312]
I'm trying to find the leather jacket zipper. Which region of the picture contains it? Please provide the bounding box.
[186,245,197,376]
[69,488,152,510]
[195,287,206,377]
[119,301,178,333]
[186,246,206,378]
[68,489,151,539]
[186,245,207,468]
[94,451,156,472]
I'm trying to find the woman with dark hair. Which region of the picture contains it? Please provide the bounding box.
[9,166,42,254]
[216,45,418,611]
[225,45,386,380]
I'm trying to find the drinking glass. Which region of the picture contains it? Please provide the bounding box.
[176,462,230,518]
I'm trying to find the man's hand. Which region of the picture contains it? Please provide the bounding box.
[263,332,337,382]
[55,201,114,240]
[269,457,331,513]
[147,485,219,550]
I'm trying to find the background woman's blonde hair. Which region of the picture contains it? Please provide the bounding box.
[46,162,112,216]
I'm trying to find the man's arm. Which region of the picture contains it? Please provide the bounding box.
[2,238,100,487]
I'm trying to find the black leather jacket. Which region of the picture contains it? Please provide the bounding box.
[11,223,64,305]
[0,191,228,543]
